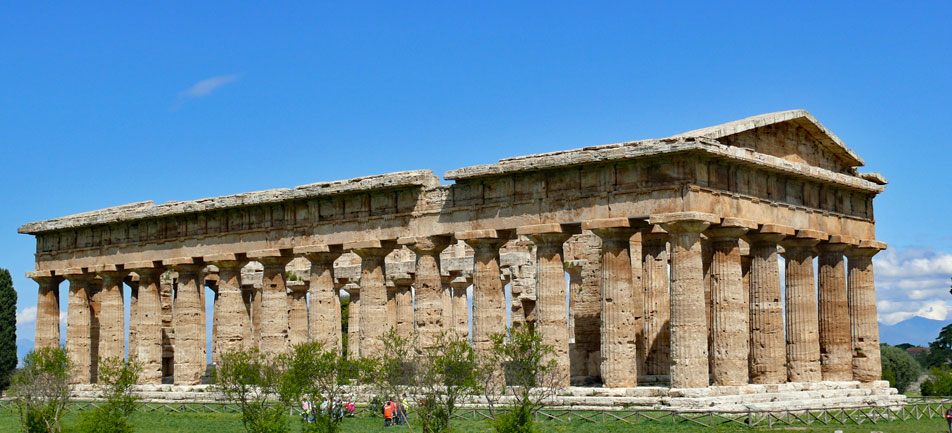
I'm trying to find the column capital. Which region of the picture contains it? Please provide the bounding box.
[248,249,294,267]
[817,235,857,253]
[203,253,250,270]
[457,229,514,251]
[400,235,452,255]
[347,239,398,258]
[781,229,829,250]
[650,212,718,234]
[747,223,795,244]
[707,217,757,241]
[162,257,206,273]
[294,244,344,264]
[27,271,62,285]
[61,267,95,283]
[846,240,887,258]
[584,217,646,241]
[516,222,582,237]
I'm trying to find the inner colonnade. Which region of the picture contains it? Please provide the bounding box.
[20,110,888,391]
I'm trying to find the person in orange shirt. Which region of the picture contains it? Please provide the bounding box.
[384,399,394,427]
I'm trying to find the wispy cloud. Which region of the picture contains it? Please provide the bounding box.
[172,74,241,110]
[16,306,36,326]
[876,247,952,325]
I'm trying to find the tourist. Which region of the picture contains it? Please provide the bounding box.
[383,399,395,427]
[945,405,952,432]
[301,398,312,423]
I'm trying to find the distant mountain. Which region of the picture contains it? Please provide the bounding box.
[879,316,948,347]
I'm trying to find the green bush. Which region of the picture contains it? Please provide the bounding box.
[76,357,142,433]
[880,343,921,393]
[216,349,289,433]
[921,366,952,396]
[491,405,534,433]
[8,347,72,433]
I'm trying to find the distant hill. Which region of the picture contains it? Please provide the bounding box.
[879,316,948,347]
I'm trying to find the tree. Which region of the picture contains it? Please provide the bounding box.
[880,343,921,393]
[926,323,952,367]
[481,324,564,433]
[0,267,17,390]
[76,357,142,433]
[279,342,367,433]
[216,348,289,433]
[8,347,72,433]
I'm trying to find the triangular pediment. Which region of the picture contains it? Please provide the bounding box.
[671,110,864,174]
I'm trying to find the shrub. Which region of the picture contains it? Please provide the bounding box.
[921,366,952,396]
[880,343,921,393]
[216,349,289,433]
[8,347,72,433]
[278,342,366,433]
[76,357,142,433]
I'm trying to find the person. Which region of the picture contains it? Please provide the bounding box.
[301,398,312,423]
[383,399,394,427]
[396,396,407,425]
[345,401,356,417]
[946,405,952,433]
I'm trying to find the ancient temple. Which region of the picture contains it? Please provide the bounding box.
[20,110,887,390]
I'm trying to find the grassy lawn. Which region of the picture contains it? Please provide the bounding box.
[1,407,950,433]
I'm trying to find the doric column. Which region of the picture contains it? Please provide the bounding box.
[817,236,855,381]
[30,272,62,351]
[165,258,207,385]
[387,283,398,333]
[642,227,670,376]
[126,262,164,384]
[249,250,294,356]
[653,212,718,388]
[127,276,139,364]
[706,218,756,386]
[393,275,414,340]
[288,281,309,346]
[459,230,511,355]
[206,278,220,364]
[450,277,470,339]
[402,235,452,351]
[441,274,454,337]
[585,218,640,388]
[88,278,103,382]
[519,223,579,388]
[97,265,127,362]
[747,224,792,384]
[847,240,887,382]
[205,254,251,359]
[348,240,397,359]
[345,286,360,359]
[781,229,826,383]
[628,232,647,382]
[63,270,93,383]
[297,245,344,352]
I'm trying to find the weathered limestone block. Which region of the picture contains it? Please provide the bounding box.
[169,262,206,385]
[747,226,790,384]
[98,269,126,362]
[30,273,61,351]
[252,251,294,355]
[404,236,451,351]
[521,224,576,388]
[817,238,854,381]
[781,230,825,383]
[128,264,164,384]
[586,219,639,388]
[707,220,753,386]
[65,272,93,384]
[848,241,886,382]
[299,247,343,352]
[350,240,396,359]
[642,229,670,376]
[655,212,717,389]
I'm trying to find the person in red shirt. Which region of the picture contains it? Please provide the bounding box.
[945,406,952,433]
[384,400,394,427]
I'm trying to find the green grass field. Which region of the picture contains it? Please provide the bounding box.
[0,408,950,433]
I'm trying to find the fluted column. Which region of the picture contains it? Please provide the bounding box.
[31,272,62,351]
[817,237,854,381]
[520,223,577,388]
[747,225,791,384]
[848,240,886,382]
[298,246,344,352]
[387,284,398,333]
[441,275,454,337]
[393,277,414,339]
[654,212,717,388]
[97,267,127,362]
[167,259,206,385]
[450,278,470,339]
[643,227,670,376]
[629,232,647,381]
[128,277,139,364]
[459,231,510,355]
[706,218,755,386]
[346,287,360,359]
[249,250,294,356]
[64,271,93,384]
[288,282,309,346]
[586,218,639,388]
[127,262,164,384]
[781,230,826,383]
[403,236,452,351]
[349,240,396,359]
[205,255,251,359]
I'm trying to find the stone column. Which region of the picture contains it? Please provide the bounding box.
[817,236,855,381]
[402,235,452,351]
[88,279,103,382]
[64,270,93,383]
[654,212,718,389]
[288,281,309,346]
[348,240,397,359]
[847,240,886,382]
[387,283,398,333]
[127,262,164,384]
[519,223,578,388]
[393,276,414,340]
[297,245,344,352]
[747,224,792,384]
[459,230,510,355]
[346,286,360,359]
[205,254,251,359]
[97,266,127,362]
[629,232,647,382]
[128,277,139,363]
[166,259,207,385]
[706,218,756,386]
[30,272,62,351]
[249,250,294,355]
[450,277,470,339]
[781,230,826,383]
[440,274,455,337]
[585,218,639,388]
[206,279,220,364]
[643,227,670,376]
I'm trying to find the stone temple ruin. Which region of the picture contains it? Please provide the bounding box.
[19,110,903,409]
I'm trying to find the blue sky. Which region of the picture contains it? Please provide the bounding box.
[3,2,951,354]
